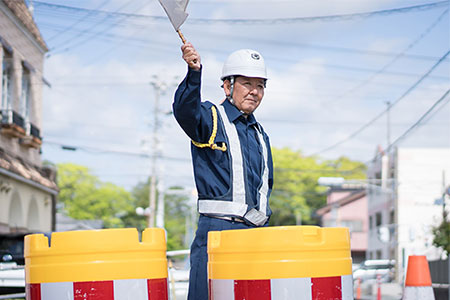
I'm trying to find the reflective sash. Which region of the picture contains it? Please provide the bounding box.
[198,105,269,226]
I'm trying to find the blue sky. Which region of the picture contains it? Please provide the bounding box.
[31,0,449,191]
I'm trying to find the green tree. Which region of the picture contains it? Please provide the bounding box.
[164,188,191,251]
[128,180,191,251]
[57,163,134,228]
[121,179,151,232]
[270,147,366,226]
[432,208,450,255]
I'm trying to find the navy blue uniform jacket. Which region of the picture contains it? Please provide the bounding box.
[173,67,273,216]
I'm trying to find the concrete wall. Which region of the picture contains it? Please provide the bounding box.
[0,174,53,233]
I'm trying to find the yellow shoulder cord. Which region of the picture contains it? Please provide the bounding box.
[192,106,227,152]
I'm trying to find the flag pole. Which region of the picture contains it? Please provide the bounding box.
[177,30,187,44]
[177,29,197,63]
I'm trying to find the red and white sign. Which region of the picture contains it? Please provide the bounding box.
[209,275,353,300]
[26,278,168,300]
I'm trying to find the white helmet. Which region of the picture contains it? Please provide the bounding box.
[221,49,267,80]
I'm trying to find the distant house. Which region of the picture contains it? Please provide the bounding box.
[316,185,368,264]
[55,213,103,232]
[0,0,57,234]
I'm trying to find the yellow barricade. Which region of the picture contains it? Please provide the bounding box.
[208,226,353,300]
[25,228,168,300]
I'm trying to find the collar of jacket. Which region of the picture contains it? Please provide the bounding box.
[222,99,258,125]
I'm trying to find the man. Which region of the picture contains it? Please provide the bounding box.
[173,42,273,300]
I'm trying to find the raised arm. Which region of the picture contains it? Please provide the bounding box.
[173,43,212,143]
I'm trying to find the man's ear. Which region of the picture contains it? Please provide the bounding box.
[223,79,231,97]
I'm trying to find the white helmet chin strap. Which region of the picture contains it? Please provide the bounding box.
[226,76,247,115]
[227,76,235,105]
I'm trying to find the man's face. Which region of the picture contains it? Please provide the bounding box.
[224,76,265,115]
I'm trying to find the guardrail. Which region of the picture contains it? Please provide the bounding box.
[0,293,25,299]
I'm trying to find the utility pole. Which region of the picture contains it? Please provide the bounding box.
[147,75,178,228]
[148,75,167,228]
[385,101,391,149]
[442,171,446,215]
[441,170,450,300]
[384,101,397,277]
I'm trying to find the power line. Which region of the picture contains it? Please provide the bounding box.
[50,0,138,54]
[37,17,446,63]
[385,88,450,154]
[191,1,450,24]
[43,140,191,162]
[36,25,448,82]
[324,7,449,105]
[360,88,450,168]
[45,0,110,42]
[43,140,371,174]
[308,50,450,156]
[33,1,449,25]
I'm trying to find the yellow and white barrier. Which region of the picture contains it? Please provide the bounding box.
[25,228,168,300]
[208,225,353,300]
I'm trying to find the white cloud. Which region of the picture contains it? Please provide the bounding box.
[37,0,449,189]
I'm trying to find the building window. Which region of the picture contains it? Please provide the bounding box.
[369,215,373,230]
[341,220,364,232]
[376,212,382,227]
[376,250,382,259]
[375,172,382,186]
[390,248,395,260]
[1,49,12,119]
[21,65,31,134]
[389,209,395,224]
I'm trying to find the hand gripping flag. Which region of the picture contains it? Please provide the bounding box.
[158,0,190,43]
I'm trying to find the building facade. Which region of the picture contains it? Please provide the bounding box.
[367,147,450,282]
[317,185,368,264]
[0,0,57,234]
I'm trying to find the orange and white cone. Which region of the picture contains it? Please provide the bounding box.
[402,255,435,300]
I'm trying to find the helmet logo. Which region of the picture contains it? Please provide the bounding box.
[251,53,260,60]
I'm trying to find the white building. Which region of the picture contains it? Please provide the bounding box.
[0,0,57,234]
[367,147,450,281]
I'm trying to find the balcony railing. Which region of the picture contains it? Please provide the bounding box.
[0,109,25,138]
[21,122,43,148]
[0,109,42,148]
[30,122,41,140]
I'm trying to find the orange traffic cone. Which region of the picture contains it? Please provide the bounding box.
[403,255,435,299]
[356,278,361,299]
[376,274,381,300]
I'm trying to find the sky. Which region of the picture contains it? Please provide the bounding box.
[30,0,450,192]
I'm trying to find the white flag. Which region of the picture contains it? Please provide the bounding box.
[158,0,189,31]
